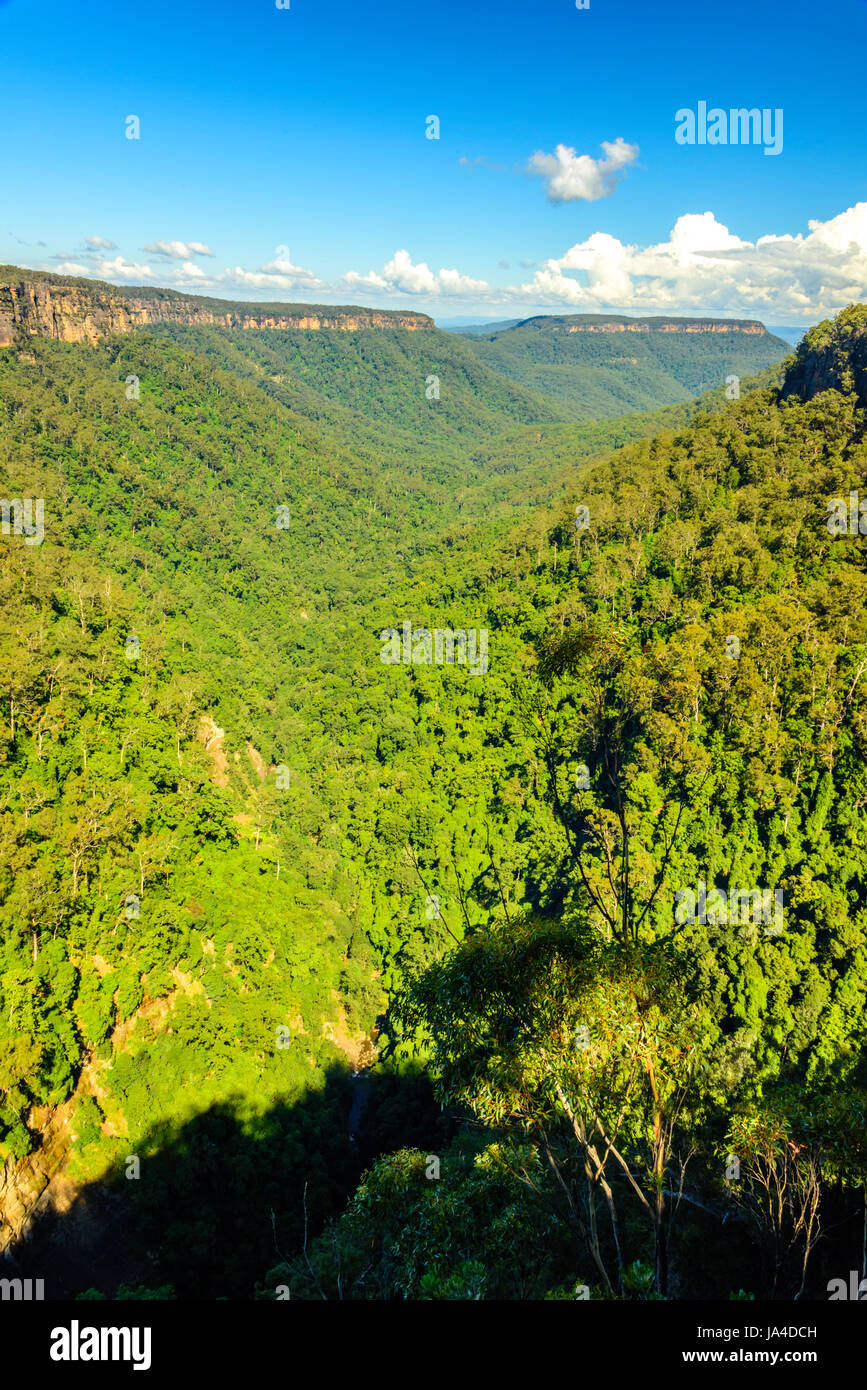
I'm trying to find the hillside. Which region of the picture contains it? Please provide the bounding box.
[0,294,704,1293]
[0,290,865,1304]
[439,317,525,334]
[264,303,867,1301]
[140,318,568,458]
[0,265,433,346]
[459,311,791,418]
[781,301,867,403]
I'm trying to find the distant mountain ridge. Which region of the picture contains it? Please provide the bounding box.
[439,317,525,334]
[0,265,791,426]
[0,265,433,345]
[468,312,770,336]
[458,311,791,419]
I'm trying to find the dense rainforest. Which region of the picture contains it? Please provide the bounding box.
[0,287,864,1302]
[455,313,789,418]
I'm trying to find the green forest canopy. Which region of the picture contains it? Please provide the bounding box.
[0,298,864,1300]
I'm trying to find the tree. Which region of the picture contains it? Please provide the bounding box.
[525,624,708,949]
[395,916,707,1295]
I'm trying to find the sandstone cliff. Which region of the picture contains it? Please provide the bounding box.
[517,314,768,336]
[0,267,434,346]
[0,1099,73,1256]
[780,303,867,406]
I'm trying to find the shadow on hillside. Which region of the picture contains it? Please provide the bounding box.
[5,1062,453,1301]
[6,1047,863,1302]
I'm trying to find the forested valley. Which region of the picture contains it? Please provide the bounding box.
[1,285,865,1302]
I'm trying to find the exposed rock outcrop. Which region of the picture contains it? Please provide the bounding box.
[0,266,434,346]
[780,303,867,406]
[516,314,768,335]
[0,1101,74,1256]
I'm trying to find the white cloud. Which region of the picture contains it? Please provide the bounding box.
[40,199,867,321]
[50,252,220,290]
[668,211,747,255]
[344,269,389,292]
[84,235,117,250]
[224,257,323,291]
[344,248,488,298]
[527,138,639,203]
[514,203,867,318]
[143,240,215,259]
[92,256,156,281]
[437,264,489,295]
[44,248,318,297]
[256,254,321,284]
[383,250,438,294]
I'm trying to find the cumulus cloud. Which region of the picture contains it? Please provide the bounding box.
[527,138,639,203]
[37,200,867,321]
[90,255,156,281]
[143,240,215,259]
[84,235,117,250]
[224,255,323,292]
[41,246,318,296]
[344,249,488,298]
[514,203,867,319]
[344,269,389,292]
[177,261,208,280]
[47,250,220,289]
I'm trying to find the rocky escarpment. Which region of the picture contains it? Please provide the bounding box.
[517,314,768,335]
[0,267,434,346]
[0,1099,75,1256]
[780,303,867,406]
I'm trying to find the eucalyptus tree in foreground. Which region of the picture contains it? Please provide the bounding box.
[395,916,708,1296]
[394,623,718,1294]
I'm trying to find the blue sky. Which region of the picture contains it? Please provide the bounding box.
[3,0,866,323]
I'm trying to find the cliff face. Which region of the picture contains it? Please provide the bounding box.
[0,1098,73,1257]
[0,271,434,346]
[780,303,867,406]
[519,315,767,336]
